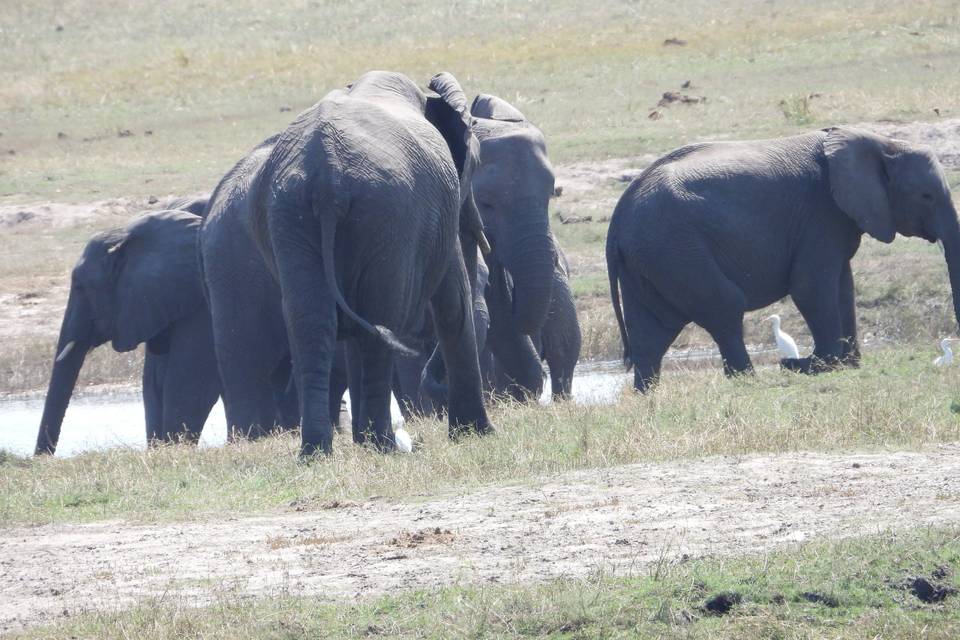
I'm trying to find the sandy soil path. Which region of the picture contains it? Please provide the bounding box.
[2,445,958,631]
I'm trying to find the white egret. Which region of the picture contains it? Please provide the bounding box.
[934,338,954,367]
[394,427,413,453]
[766,314,800,359]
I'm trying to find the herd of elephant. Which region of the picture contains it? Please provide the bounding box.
[34,70,960,458]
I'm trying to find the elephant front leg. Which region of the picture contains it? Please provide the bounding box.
[788,270,845,374]
[159,312,221,444]
[430,250,494,439]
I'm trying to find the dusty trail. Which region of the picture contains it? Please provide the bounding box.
[2,445,959,631]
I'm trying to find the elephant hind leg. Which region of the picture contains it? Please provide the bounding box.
[674,268,752,376]
[270,217,339,456]
[620,274,684,391]
[549,368,569,401]
[429,246,492,438]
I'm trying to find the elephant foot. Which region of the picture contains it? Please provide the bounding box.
[299,427,334,458]
[840,352,861,368]
[298,442,328,459]
[370,430,397,453]
[722,365,755,379]
[448,416,496,440]
[779,356,841,375]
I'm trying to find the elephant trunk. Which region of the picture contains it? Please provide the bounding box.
[35,296,91,455]
[937,202,960,332]
[501,216,554,335]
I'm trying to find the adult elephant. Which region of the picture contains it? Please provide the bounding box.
[254,70,492,456]
[200,135,301,439]
[469,94,573,399]
[607,126,960,391]
[35,210,221,455]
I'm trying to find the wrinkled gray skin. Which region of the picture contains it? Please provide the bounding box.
[607,126,960,391]
[533,238,581,398]
[413,94,575,406]
[163,196,208,216]
[35,210,221,455]
[470,94,578,400]
[408,249,491,416]
[470,95,556,336]
[200,136,300,439]
[258,70,492,456]
[481,235,581,400]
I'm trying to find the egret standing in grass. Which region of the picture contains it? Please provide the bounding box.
[394,426,413,453]
[766,314,800,359]
[934,338,954,367]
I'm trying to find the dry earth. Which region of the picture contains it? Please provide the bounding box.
[2,445,959,632]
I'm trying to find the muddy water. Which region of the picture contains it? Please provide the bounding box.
[0,362,632,457]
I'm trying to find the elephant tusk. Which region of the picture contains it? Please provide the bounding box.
[938,239,945,255]
[56,341,76,362]
[475,229,492,255]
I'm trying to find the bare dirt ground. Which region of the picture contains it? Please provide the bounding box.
[2,445,958,632]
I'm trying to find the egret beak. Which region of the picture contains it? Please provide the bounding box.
[55,341,76,363]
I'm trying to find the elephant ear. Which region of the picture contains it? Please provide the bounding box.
[111,210,205,352]
[425,72,479,195]
[425,72,490,255]
[824,126,896,243]
[470,94,526,122]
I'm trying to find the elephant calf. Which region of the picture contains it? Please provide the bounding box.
[35,209,221,455]
[607,126,960,391]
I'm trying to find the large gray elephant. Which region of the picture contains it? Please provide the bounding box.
[35,210,221,455]
[216,71,492,456]
[607,126,960,391]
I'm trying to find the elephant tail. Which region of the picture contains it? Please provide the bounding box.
[606,239,632,371]
[316,200,418,357]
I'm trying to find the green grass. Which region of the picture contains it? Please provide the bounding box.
[3,345,959,526]
[9,527,960,639]
[1,0,958,202]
